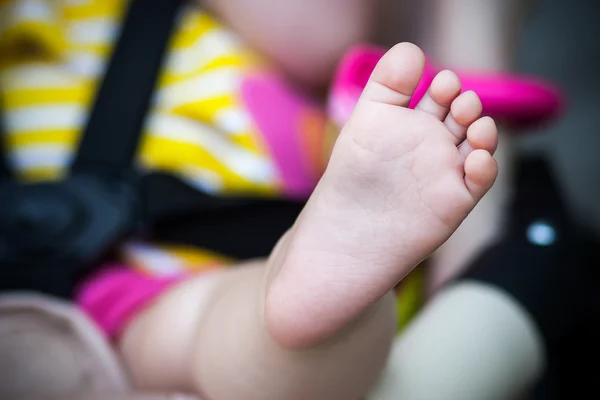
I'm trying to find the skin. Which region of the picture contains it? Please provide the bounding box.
[202,0,377,89]
[119,43,498,400]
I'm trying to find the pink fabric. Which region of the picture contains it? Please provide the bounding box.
[75,266,185,339]
[241,73,322,199]
[329,44,565,130]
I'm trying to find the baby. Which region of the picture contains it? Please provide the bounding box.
[116,3,499,400]
[0,0,498,398]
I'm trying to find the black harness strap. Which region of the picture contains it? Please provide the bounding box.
[72,0,183,175]
[0,0,184,298]
[144,170,305,259]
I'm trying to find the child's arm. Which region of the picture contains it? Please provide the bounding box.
[203,0,376,88]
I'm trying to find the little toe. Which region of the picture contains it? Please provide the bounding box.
[458,116,499,159]
[444,91,483,145]
[414,70,462,120]
[464,149,498,201]
[362,42,426,107]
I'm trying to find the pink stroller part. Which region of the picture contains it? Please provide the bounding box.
[329,45,565,130]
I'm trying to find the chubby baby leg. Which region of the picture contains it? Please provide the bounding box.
[119,256,396,399]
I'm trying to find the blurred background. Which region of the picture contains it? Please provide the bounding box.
[515,0,600,232]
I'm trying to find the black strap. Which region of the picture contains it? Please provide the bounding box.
[144,172,267,219]
[71,0,183,175]
[144,172,305,258]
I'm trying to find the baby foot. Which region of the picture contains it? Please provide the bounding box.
[266,43,498,349]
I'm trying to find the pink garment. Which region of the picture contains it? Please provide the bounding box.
[241,73,326,199]
[75,266,185,339]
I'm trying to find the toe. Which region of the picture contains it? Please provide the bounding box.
[414,70,462,120]
[458,116,499,159]
[444,91,483,145]
[464,149,498,201]
[362,42,426,107]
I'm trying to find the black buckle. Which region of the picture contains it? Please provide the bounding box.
[0,173,141,297]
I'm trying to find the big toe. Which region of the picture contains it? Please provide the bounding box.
[361,42,426,107]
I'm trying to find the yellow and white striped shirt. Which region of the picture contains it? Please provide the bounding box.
[0,0,328,274]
